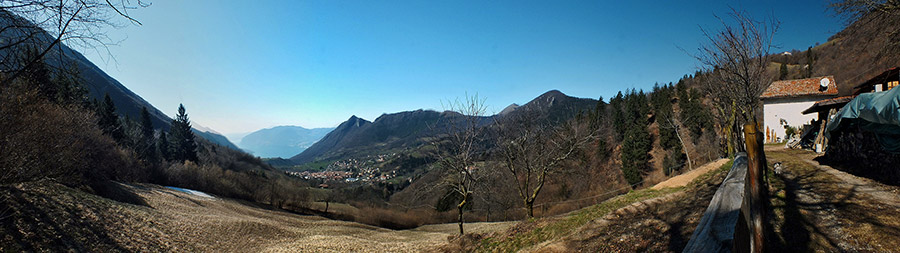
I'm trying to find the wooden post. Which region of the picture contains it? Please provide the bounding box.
[743,121,767,252]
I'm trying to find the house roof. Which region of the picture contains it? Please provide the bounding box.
[761,76,839,99]
[852,67,900,94]
[801,95,857,114]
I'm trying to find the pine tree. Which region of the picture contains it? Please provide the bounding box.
[779,62,788,80]
[19,47,54,99]
[621,123,651,185]
[805,46,815,78]
[158,131,170,161]
[610,92,626,141]
[137,107,158,162]
[50,60,88,105]
[619,90,652,186]
[140,107,154,140]
[98,93,124,141]
[168,104,198,162]
[678,87,711,141]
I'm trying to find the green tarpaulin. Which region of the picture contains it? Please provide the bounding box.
[826,86,900,152]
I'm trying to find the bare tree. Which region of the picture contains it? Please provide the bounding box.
[497,108,594,218]
[694,9,778,155]
[830,0,900,24]
[660,113,692,171]
[829,0,900,56]
[0,0,149,89]
[433,94,489,235]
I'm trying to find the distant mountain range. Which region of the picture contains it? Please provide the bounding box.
[278,90,599,166]
[237,126,334,158]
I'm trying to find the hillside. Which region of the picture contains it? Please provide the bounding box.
[288,115,374,164]
[288,110,460,165]
[193,129,240,150]
[12,22,239,150]
[238,126,334,158]
[503,89,598,124]
[287,90,598,166]
[768,11,900,95]
[449,159,734,252]
[0,181,513,252]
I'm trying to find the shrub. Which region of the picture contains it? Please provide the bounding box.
[0,83,142,186]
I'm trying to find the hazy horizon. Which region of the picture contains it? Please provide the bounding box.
[82,0,841,134]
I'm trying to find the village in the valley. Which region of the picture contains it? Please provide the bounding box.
[284,153,402,183]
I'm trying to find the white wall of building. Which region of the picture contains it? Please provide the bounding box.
[763,98,820,143]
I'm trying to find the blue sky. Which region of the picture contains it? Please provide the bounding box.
[82,0,843,137]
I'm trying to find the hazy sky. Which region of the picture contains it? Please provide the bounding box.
[82,0,843,135]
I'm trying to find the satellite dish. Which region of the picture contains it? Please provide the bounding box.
[820,78,830,89]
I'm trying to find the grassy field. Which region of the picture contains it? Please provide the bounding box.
[0,181,511,252]
[468,159,734,252]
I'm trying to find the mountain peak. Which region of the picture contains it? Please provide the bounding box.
[525,90,571,109]
[538,90,567,99]
[345,115,370,127]
[499,103,520,115]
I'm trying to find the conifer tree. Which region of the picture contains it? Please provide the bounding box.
[138,107,157,161]
[169,104,198,162]
[158,131,170,161]
[49,60,88,105]
[610,92,626,141]
[654,87,679,150]
[140,107,154,140]
[19,47,54,99]
[805,46,815,78]
[98,93,124,141]
[619,90,652,186]
[621,123,651,185]
[779,62,788,80]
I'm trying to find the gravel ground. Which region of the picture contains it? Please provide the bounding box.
[767,148,900,252]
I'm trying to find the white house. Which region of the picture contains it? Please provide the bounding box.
[761,76,838,143]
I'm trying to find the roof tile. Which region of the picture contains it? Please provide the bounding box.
[761,76,839,99]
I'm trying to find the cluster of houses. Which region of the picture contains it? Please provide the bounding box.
[284,153,401,184]
[285,168,399,183]
[761,67,900,154]
[286,170,353,181]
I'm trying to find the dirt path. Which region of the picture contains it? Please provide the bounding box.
[766,148,900,251]
[798,157,900,209]
[652,158,728,190]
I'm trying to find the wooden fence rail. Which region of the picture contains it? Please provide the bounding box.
[683,153,747,252]
[685,121,769,253]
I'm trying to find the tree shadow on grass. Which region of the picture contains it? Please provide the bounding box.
[0,184,130,251]
[769,168,853,251]
[90,180,149,207]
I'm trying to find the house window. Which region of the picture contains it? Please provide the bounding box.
[888,81,899,90]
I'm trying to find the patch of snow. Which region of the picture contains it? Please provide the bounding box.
[165,186,215,198]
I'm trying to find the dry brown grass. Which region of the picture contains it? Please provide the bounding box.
[470,158,732,252]
[0,181,516,252]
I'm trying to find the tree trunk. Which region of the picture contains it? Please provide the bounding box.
[526,201,535,218]
[325,201,329,213]
[673,123,693,170]
[457,206,464,235]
